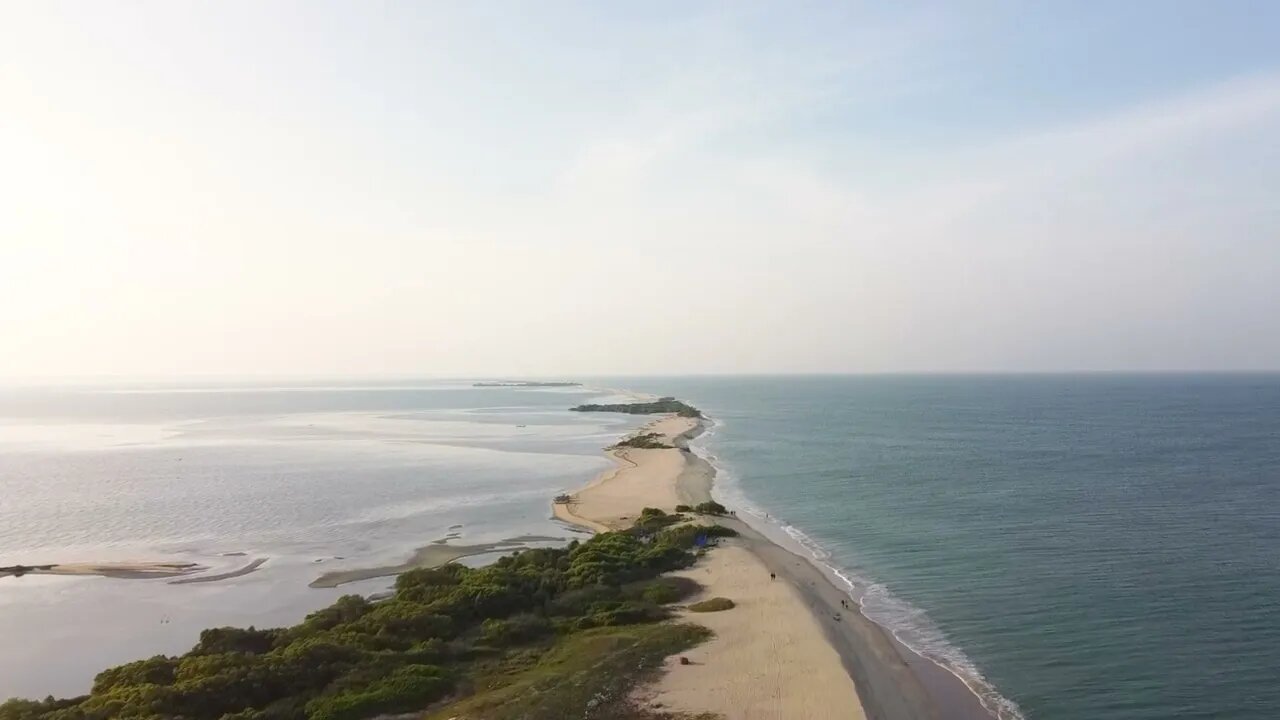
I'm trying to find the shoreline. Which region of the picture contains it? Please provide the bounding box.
[557,411,998,720]
[309,534,565,588]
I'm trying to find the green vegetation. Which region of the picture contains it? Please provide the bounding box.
[693,501,728,516]
[570,397,704,419]
[612,432,675,450]
[674,504,692,512]
[630,507,684,535]
[639,576,701,605]
[688,597,736,613]
[424,623,712,720]
[660,523,739,547]
[0,522,735,720]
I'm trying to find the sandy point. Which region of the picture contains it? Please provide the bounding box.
[551,413,867,720]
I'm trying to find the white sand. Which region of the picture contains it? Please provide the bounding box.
[553,414,867,720]
[639,544,866,720]
[553,415,694,532]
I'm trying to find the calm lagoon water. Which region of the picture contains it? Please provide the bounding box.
[0,381,646,699]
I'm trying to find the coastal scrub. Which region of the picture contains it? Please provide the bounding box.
[570,397,704,418]
[688,597,735,613]
[0,523,737,720]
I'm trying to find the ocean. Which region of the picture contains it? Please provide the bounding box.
[614,374,1280,720]
[0,380,647,699]
[4,375,1278,719]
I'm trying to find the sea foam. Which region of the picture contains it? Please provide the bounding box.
[690,418,1025,720]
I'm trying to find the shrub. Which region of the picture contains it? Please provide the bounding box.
[91,655,177,693]
[612,433,673,449]
[304,665,450,720]
[547,585,622,618]
[4,509,723,720]
[688,597,735,613]
[655,523,736,549]
[674,504,692,512]
[480,614,553,647]
[635,576,701,605]
[574,601,667,630]
[630,507,682,534]
[192,626,278,656]
[693,501,728,515]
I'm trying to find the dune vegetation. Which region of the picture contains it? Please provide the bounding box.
[0,514,737,720]
[611,432,675,450]
[687,597,735,613]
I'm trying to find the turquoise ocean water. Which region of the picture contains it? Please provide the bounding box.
[614,374,1280,720]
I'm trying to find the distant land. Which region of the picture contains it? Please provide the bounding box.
[570,396,703,418]
[473,381,582,388]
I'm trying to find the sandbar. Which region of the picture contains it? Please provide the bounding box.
[551,415,869,720]
[309,535,563,588]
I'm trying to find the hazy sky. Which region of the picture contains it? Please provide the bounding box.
[3,2,1279,377]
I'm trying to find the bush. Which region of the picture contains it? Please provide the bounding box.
[635,576,701,605]
[611,433,673,449]
[480,614,553,647]
[655,523,736,549]
[688,597,735,613]
[305,665,450,720]
[630,507,682,534]
[674,504,692,512]
[91,655,177,693]
[192,626,278,655]
[574,601,667,630]
[693,501,728,515]
[4,511,718,720]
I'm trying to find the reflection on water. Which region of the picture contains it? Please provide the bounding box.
[0,380,642,699]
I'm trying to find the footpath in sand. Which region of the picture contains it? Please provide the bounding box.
[554,415,867,720]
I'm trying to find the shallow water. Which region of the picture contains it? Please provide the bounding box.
[610,374,1280,720]
[0,380,644,699]
[7,375,1278,719]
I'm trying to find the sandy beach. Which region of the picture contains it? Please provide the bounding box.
[644,543,866,719]
[555,412,1000,720]
[554,415,870,719]
[552,415,695,532]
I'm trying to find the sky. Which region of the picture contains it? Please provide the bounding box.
[2,1,1279,378]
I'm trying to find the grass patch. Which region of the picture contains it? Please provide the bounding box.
[688,598,735,613]
[425,623,713,720]
[629,576,702,605]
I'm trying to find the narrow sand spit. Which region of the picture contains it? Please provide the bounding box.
[553,415,694,531]
[552,414,868,720]
[0,562,206,580]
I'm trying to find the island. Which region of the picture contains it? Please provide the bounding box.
[472,381,581,388]
[570,396,703,418]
